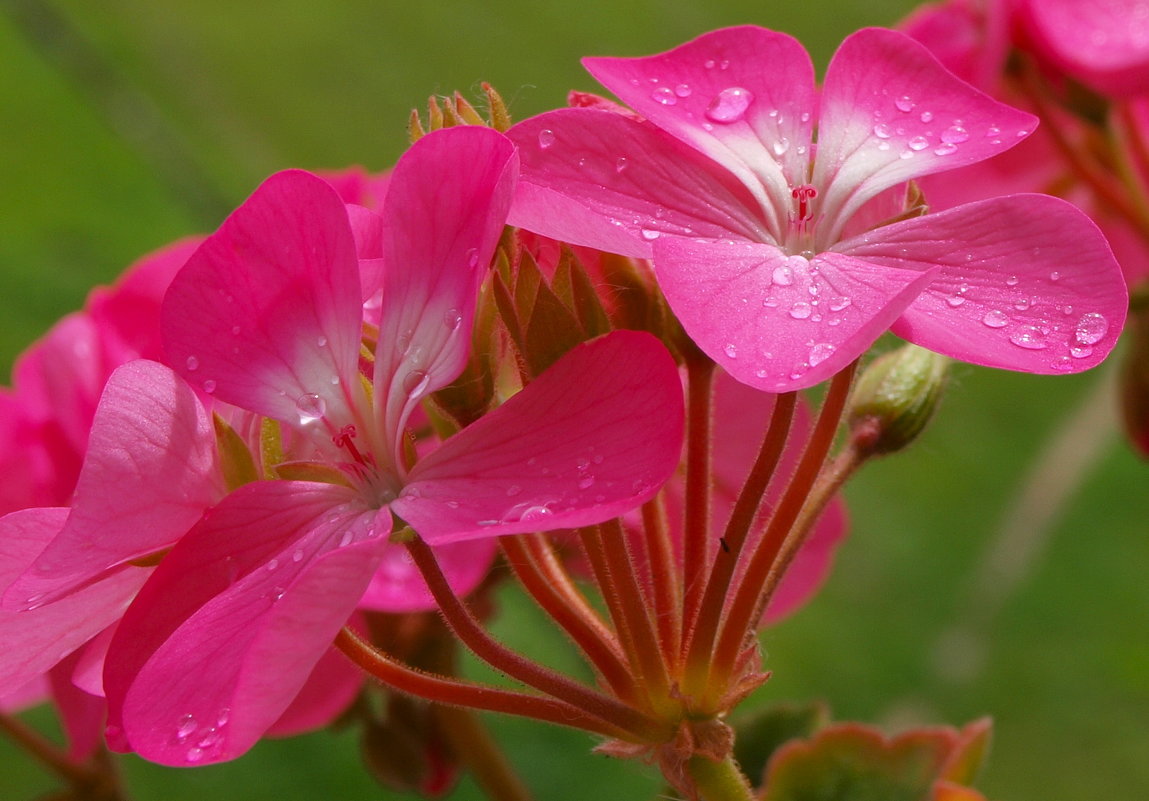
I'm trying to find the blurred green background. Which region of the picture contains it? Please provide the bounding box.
[1,0,1146,799]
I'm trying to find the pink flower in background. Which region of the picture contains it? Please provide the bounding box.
[89,125,683,765]
[508,26,1128,391]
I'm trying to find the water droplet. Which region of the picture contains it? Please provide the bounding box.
[197,727,221,748]
[316,336,327,348]
[443,308,462,331]
[724,343,738,358]
[339,531,353,547]
[506,484,522,497]
[230,325,241,335]
[873,122,893,139]
[614,156,629,174]
[908,135,929,151]
[1074,312,1109,345]
[789,302,813,320]
[933,142,957,155]
[772,137,790,156]
[940,125,970,144]
[202,380,217,395]
[1005,275,1019,286]
[640,228,661,241]
[403,370,430,399]
[986,125,1000,137]
[828,296,851,312]
[899,149,914,159]
[772,265,793,286]
[292,549,304,563]
[895,95,915,112]
[577,475,596,490]
[296,393,326,424]
[1009,326,1048,349]
[1050,271,1062,282]
[266,558,279,571]
[1070,344,1094,359]
[216,708,230,727]
[185,356,199,371]
[808,343,836,366]
[186,747,205,764]
[674,83,692,97]
[982,310,1009,328]
[537,129,555,149]
[1013,296,1032,311]
[704,87,754,123]
[175,715,197,743]
[652,86,678,105]
[946,294,966,307]
[704,59,715,69]
[446,500,460,509]
[919,110,934,123]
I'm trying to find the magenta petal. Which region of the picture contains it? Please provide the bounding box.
[392,331,684,544]
[6,361,224,606]
[584,26,815,235]
[265,639,364,738]
[652,237,938,391]
[48,652,108,761]
[762,498,847,625]
[359,538,499,612]
[839,195,1129,373]
[373,127,518,463]
[0,508,147,694]
[104,482,390,766]
[162,170,365,429]
[509,109,769,256]
[814,27,1038,243]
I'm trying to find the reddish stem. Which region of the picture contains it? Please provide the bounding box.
[499,534,637,701]
[335,628,633,740]
[405,536,664,739]
[682,356,717,641]
[641,497,683,663]
[705,363,856,704]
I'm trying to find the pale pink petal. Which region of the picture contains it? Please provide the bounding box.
[838,195,1128,373]
[900,0,1010,90]
[762,498,847,625]
[652,237,938,392]
[71,623,117,697]
[6,361,225,607]
[162,170,366,432]
[508,109,768,256]
[1020,0,1149,96]
[265,639,364,737]
[359,538,499,612]
[0,508,147,694]
[392,331,683,544]
[104,481,390,766]
[48,653,107,761]
[0,674,48,712]
[814,27,1037,245]
[584,26,816,235]
[373,127,518,467]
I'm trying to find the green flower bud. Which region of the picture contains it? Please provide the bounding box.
[847,344,949,457]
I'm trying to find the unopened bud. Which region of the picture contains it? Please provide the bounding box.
[847,344,949,457]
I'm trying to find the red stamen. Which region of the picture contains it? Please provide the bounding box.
[791,184,817,222]
[333,425,368,465]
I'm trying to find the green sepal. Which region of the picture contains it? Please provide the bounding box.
[275,461,355,488]
[213,413,259,491]
[732,700,830,788]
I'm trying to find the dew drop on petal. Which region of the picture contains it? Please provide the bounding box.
[186,747,205,764]
[982,310,1009,328]
[175,715,197,743]
[615,156,629,173]
[933,142,957,156]
[808,343,836,366]
[1070,344,1094,359]
[908,136,929,151]
[537,129,555,149]
[185,356,199,371]
[640,228,661,241]
[1005,275,1019,286]
[829,296,851,312]
[403,370,430,399]
[895,95,915,112]
[444,308,462,330]
[506,484,522,497]
[202,380,217,394]
[674,83,692,97]
[873,122,892,139]
[1050,271,1062,282]
[789,302,813,320]
[704,87,753,123]
[986,125,1000,137]
[316,336,327,348]
[296,393,326,424]
[772,138,790,156]
[940,125,970,144]
[339,531,353,548]
[1009,326,1048,349]
[292,549,304,563]
[652,86,678,105]
[946,294,966,307]
[577,475,596,490]
[266,558,279,571]
[724,343,738,358]
[771,265,793,286]
[1074,312,1109,345]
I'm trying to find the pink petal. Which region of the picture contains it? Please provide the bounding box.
[1020,0,1149,96]
[508,109,768,256]
[359,538,499,612]
[6,361,225,607]
[651,237,938,392]
[392,331,684,544]
[265,638,364,737]
[104,481,389,766]
[372,127,518,466]
[48,652,108,761]
[584,26,817,236]
[762,497,847,625]
[814,27,1037,244]
[838,194,1129,373]
[162,170,366,432]
[0,508,147,694]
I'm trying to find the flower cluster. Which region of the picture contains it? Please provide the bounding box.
[0,16,1136,801]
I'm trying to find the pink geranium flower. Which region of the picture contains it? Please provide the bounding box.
[91,126,683,765]
[508,26,1128,391]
